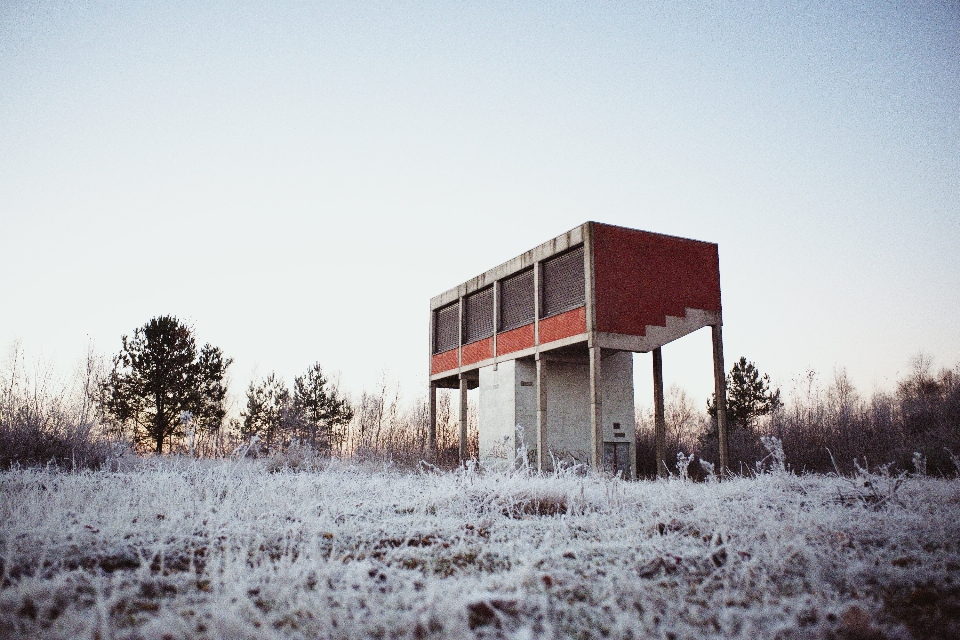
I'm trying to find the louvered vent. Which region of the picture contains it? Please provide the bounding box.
[434,303,459,354]
[541,245,585,318]
[499,268,535,332]
[464,287,494,344]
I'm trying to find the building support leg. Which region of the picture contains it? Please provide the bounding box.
[427,382,437,463]
[536,354,546,472]
[459,375,468,465]
[711,324,729,478]
[653,347,667,478]
[589,345,603,472]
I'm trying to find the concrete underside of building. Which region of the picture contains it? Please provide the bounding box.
[477,347,635,475]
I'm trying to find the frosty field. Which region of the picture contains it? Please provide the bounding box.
[2,461,959,640]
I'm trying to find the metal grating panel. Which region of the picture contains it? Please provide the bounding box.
[499,268,535,332]
[541,245,585,318]
[603,442,630,475]
[434,303,459,354]
[464,287,494,344]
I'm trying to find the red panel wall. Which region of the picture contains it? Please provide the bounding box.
[538,307,586,345]
[496,323,535,356]
[462,337,493,366]
[592,223,720,336]
[431,349,458,375]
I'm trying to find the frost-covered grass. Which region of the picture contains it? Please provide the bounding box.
[2,460,959,639]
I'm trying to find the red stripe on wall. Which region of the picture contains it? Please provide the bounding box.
[496,323,535,356]
[593,223,721,336]
[431,349,458,375]
[538,307,586,345]
[462,337,493,366]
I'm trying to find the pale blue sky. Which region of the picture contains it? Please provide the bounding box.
[2,1,958,408]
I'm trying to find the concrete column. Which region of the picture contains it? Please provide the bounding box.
[653,347,666,478]
[535,353,546,472]
[533,262,541,347]
[589,345,603,471]
[711,324,729,478]
[427,382,437,463]
[584,222,596,335]
[427,300,436,463]
[492,281,499,361]
[457,297,464,371]
[459,375,468,464]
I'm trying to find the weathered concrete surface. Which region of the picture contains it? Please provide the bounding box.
[478,350,634,475]
[478,359,537,463]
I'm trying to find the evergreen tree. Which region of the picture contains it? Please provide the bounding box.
[292,363,353,452]
[99,315,232,454]
[193,344,231,437]
[707,356,782,433]
[241,372,291,450]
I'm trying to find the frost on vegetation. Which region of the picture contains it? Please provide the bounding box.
[2,461,960,640]
[912,452,927,477]
[831,459,910,511]
[675,451,715,482]
[757,436,787,475]
[947,448,960,476]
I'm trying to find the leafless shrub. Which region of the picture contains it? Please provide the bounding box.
[501,493,568,518]
[635,387,714,478]
[639,358,960,478]
[336,382,477,470]
[263,439,327,473]
[832,458,907,509]
[0,343,117,470]
[770,360,960,476]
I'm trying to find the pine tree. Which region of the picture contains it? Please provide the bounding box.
[707,356,781,433]
[193,344,231,439]
[99,315,232,454]
[292,363,353,452]
[240,372,291,450]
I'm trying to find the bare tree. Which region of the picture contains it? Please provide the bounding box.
[665,384,701,451]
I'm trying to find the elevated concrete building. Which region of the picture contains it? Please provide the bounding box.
[427,222,730,477]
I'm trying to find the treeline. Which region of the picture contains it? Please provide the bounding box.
[0,316,478,470]
[636,356,960,478]
[1,315,956,476]
[92,315,480,465]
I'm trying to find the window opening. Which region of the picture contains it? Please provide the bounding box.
[433,303,459,354]
[541,246,585,318]
[499,268,535,332]
[463,287,494,344]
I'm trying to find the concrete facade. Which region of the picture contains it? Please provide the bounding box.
[428,222,730,477]
[477,349,635,475]
[477,359,537,463]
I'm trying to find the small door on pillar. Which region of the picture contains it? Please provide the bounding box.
[603,442,630,476]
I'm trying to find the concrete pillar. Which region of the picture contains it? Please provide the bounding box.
[653,347,667,478]
[459,375,468,464]
[711,324,729,478]
[535,353,546,472]
[492,281,499,358]
[589,345,603,471]
[427,382,437,463]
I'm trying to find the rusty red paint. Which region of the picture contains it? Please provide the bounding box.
[431,349,458,375]
[496,323,535,356]
[592,223,721,336]
[538,307,586,345]
[462,337,493,366]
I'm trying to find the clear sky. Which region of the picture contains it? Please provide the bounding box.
[2,1,958,411]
